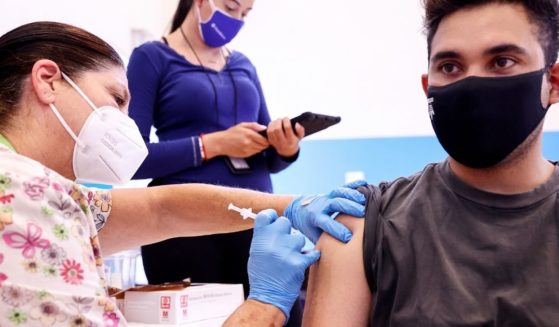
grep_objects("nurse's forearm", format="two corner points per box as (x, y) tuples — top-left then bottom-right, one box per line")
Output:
(100, 184), (294, 255)
(151, 183), (294, 235)
(223, 300), (286, 327)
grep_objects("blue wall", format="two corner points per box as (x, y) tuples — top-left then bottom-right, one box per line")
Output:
(272, 131), (559, 194)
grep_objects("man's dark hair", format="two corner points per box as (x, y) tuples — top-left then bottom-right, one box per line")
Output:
(423, 0), (559, 66)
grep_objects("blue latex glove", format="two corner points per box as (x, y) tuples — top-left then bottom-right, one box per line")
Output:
(284, 180), (368, 243)
(248, 209), (321, 321)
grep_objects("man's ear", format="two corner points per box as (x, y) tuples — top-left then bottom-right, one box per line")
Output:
(548, 63), (559, 106)
(421, 74), (429, 96)
(30, 59), (62, 105)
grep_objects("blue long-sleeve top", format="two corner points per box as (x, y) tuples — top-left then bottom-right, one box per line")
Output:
(127, 41), (295, 192)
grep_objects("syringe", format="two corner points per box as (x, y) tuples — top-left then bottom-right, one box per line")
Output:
(228, 203), (315, 253)
(228, 203), (257, 220)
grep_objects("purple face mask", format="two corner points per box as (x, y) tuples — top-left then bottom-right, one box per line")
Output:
(197, 0), (245, 47)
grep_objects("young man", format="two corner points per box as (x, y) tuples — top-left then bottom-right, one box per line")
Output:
(302, 1), (559, 326)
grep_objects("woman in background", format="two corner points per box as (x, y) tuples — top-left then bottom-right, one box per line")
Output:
(127, 0), (305, 324)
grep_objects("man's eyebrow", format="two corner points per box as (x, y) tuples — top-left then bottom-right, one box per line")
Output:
(430, 50), (463, 63)
(430, 44), (528, 63)
(484, 44), (528, 56)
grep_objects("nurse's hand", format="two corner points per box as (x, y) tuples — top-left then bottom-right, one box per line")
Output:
(248, 209), (320, 321)
(203, 122), (269, 159)
(284, 180), (368, 243)
(267, 118), (304, 157)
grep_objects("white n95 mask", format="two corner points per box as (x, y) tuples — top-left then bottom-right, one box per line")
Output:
(48, 72), (148, 185)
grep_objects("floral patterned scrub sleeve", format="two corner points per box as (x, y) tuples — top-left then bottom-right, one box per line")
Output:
(0, 145), (126, 326)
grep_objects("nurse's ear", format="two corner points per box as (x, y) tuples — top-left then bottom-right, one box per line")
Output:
(30, 59), (62, 105)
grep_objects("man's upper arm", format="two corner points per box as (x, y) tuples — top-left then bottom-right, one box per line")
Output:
(303, 215), (371, 326)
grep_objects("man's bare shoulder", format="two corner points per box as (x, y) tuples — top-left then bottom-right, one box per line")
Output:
(302, 215), (371, 327)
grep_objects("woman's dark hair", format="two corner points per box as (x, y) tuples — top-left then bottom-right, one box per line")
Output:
(0, 21), (123, 129)
(423, 0), (559, 67)
(171, 0), (194, 32)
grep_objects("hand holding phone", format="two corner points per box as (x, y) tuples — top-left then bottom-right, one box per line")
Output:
(259, 112), (341, 138)
(266, 117), (304, 157)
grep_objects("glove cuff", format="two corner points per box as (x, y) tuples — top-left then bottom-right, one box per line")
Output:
(248, 292), (295, 323)
(283, 194), (302, 219)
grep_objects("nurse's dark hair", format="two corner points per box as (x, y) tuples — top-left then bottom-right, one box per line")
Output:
(423, 0), (559, 67)
(0, 21), (123, 128)
(171, 0), (194, 32)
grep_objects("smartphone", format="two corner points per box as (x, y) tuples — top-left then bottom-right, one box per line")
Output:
(259, 112), (341, 138)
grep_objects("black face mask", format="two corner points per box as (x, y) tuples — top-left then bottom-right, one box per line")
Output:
(427, 69), (550, 168)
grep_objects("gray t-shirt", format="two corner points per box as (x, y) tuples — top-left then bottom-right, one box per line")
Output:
(362, 160), (559, 326)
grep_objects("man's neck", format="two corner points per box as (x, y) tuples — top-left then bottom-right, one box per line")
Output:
(449, 151), (555, 195)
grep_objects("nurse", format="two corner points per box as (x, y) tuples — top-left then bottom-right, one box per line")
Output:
(0, 22), (364, 326)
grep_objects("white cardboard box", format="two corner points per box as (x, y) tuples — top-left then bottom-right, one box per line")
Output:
(124, 284), (244, 325)
(128, 317), (226, 327)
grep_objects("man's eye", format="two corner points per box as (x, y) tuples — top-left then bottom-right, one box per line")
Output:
(494, 57), (515, 69)
(440, 63), (459, 74)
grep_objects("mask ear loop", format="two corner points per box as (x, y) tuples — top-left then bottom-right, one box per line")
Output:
(50, 72), (101, 149)
(49, 103), (86, 149)
(194, 1), (207, 40)
(61, 72), (101, 115)
(196, 1), (208, 24)
(197, 0), (221, 24)
(207, 0), (217, 11)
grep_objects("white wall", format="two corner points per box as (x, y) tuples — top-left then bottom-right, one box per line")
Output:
(2, 0), (558, 140)
(232, 1), (433, 139)
(0, 0), (176, 62)
(231, 0), (559, 138)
